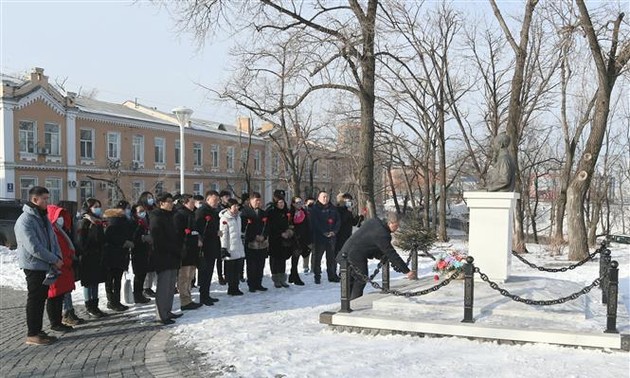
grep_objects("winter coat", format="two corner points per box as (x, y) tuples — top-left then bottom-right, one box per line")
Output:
(131, 216), (151, 274)
(268, 205), (294, 260)
(16, 203), (62, 272)
(240, 205), (269, 250)
(149, 208), (181, 272)
(46, 205), (76, 298)
(336, 218), (410, 274)
(310, 201), (340, 245)
(335, 205), (361, 252)
(103, 209), (133, 271)
(290, 207), (312, 246)
(219, 209), (245, 260)
(195, 204), (221, 260)
(174, 207), (200, 267)
(76, 212), (107, 286)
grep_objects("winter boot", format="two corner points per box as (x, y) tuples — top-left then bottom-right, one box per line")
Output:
(93, 299), (108, 317)
(134, 292), (151, 304)
(62, 309), (85, 326)
(280, 273), (290, 288)
(292, 272), (305, 286)
(85, 299), (103, 318)
(272, 274), (282, 288)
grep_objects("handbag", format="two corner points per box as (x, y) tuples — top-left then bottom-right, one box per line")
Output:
(123, 272), (134, 305)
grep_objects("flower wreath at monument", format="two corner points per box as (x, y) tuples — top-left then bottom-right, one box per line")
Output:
(433, 249), (467, 281)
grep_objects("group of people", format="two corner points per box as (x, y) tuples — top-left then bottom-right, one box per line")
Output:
(16, 184), (413, 346)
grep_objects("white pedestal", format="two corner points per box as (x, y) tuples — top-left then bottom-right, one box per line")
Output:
(464, 191), (519, 282)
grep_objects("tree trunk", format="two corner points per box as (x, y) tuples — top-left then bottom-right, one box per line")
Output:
(387, 166), (401, 214)
(553, 160), (572, 242)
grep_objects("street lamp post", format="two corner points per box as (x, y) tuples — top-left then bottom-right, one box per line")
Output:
(172, 107), (193, 195)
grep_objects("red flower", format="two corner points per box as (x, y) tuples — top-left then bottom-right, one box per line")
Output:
(184, 228), (191, 235)
(205, 215), (212, 222)
(262, 217), (268, 223)
(434, 275), (440, 281)
(362, 207), (368, 215)
(287, 213), (292, 220)
(247, 219), (253, 224)
(222, 221), (228, 225)
(327, 218), (334, 225)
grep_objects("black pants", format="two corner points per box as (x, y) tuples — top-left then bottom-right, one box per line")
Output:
(224, 258), (244, 293)
(198, 254), (216, 300)
(245, 247), (267, 289)
(290, 253), (300, 275)
(46, 294), (64, 327)
(269, 255), (287, 274)
(24, 269), (49, 337)
(132, 252), (148, 295)
(216, 257), (224, 279)
(349, 259), (368, 300)
(105, 268), (124, 304)
(311, 238), (338, 280)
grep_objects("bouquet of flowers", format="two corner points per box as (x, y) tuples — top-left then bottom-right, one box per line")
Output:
(433, 249), (467, 281)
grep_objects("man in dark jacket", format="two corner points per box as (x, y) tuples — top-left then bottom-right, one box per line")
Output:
(16, 186), (63, 345)
(240, 192), (269, 292)
(174, 194), (202, 310)
(149, 192), (182, 325)
(337, 213), (415, 300)
(310, 191), (340, 284)
(335, 193), (363, 255)
(195, 190), (221, 306)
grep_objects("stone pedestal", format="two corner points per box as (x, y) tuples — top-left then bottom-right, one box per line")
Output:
(463, 191), (520, 282)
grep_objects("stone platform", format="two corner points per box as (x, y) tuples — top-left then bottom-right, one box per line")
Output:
(320, 274), (630, 351)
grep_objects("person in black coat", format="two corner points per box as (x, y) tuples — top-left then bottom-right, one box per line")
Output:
(335, 193), (364, 255)
(310, 191), (340, 284)
(336, 213), (415, 300)
(130, 203), (151, 304)
(174, 194), (203, 310)
(268, 198), (293, 288)
(103, 201), (134, 312)
(138, 191), (157, 298)
(240, 192), (269, 292)
(288, 196), (310, 285)
(149, 193), (181, 325)
(75, 198), (108, 318)
(194, 190), (221, 306)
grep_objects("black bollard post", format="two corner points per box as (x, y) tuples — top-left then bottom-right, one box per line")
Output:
(339, 252), (352, 313)
(600, 248), (611, 304)
(411, 247), (419, 280)
(382, 260), (390, 292)
(605, 261), (619, 334)
(462, 256), (475, 323)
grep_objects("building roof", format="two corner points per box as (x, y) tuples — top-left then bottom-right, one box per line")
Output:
(75, 97), (176, 126)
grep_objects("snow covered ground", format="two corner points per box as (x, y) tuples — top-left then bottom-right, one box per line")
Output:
(1, 238), (629, 377)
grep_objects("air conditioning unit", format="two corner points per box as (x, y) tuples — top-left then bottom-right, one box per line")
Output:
(37, 147), (50, 155)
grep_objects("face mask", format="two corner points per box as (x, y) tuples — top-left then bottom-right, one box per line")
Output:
(195, 202), (202, 209)
(125, 209), (132, 218)
(56, 217), (64, 228)
(147, 198), (155, 206)
(345, 201), (353, 208)
(138, 212), (146, 219)
(92, 207), (102, 217)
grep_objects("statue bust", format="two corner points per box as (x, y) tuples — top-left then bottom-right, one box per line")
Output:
(486, 132), (516, 192)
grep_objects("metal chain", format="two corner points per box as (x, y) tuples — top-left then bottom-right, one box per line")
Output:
(511, 249), (601, 273)
(347, 263), (461, 298)
(474, 267), (606, 306)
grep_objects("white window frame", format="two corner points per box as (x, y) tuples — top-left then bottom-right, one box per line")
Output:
(226, 146), (235, 171)
(79, 180), (94, 204)
(107, 132), (121, 160)
(175, 140), (181, 165)
(193, 182), (203, 196)
(211, 145), (219, 169)
(20, 177), (38, 201)
(45, 177), (63, 204)
(154, 137), (166, 166)
(132, 135), (145, 164)
(80, 128), (95, 160)
(44, 123), (61, 156)
(132, 181), (144, 202)
(211, 182), (220, 191)
(19, 120), (36, 154)
(254, 150), (261, 173)
(272, 152), (280, 174)
(193, 142), (203, 167)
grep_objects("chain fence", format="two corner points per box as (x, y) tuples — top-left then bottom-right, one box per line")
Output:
(511, 248), (603, 273)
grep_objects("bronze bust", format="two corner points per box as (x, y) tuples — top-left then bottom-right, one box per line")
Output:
(486, 132), (516, 192)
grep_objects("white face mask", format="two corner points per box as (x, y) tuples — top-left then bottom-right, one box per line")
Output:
(195, 202), (202, 209)
(138, 212), (146, 219)
(56, 217), (64, 228)
(147, 198), (155, 206)
(91, 207), (102, 217)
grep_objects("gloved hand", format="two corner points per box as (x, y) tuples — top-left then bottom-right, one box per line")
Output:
(221, 248), (231, 259)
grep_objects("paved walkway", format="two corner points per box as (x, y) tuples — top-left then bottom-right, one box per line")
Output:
(0, 286), (211, 377)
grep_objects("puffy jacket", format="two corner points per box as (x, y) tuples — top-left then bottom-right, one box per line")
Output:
(219, 209), (245, 260)
(195, 204), (221, 259)
(310, 201), (340, 245)
(103, 208), (133, 270)
(76, 211), (107, 286)
(16, 203), (62, 271)
(46, 205), (75, 298)
(149, 208), (181, 272)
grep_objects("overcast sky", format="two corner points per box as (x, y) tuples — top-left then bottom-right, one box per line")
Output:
(1, 1), (530, 126)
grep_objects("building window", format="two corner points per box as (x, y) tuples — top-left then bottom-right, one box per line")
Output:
(193, 182), (202, 195)
(155, 181), (164, 195)
(193, 142), (202, 167)
(107, 132), (121, 160)
(210, 182), (219, 191)
(132, 181), (144, 202)
(313, 160), (319, 177)
(254, 150), (261, 172)
(80, 129), (94, 159)
(253, 182), (262, 194)
(132, 135), (144, 163)
(44, 123), (60, 156)
(226, 147), (235, 170)
(19, 121), (36, 153)
(175, 140), (180, 165)
(79, 181), (94, 204)
(20, 177), (37, 200)
(154, 138), (165, 164)
(240, 149), (248, 165)
(211, 145), (219, 168)
(45, 178), (62, 204)
(272, 152), (280, 174)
